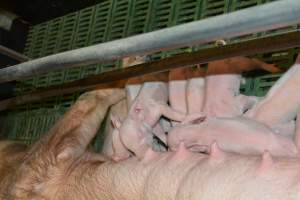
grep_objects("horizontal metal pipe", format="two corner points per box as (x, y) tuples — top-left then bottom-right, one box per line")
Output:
(0, 45), (30, 62)
(0, 0), (300, 83)
(1, 31), (300, 111)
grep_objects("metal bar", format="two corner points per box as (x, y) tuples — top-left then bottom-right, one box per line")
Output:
(0, 0), (300, 83)
(0, 45), (30, 62)
(1, 31), (300, 111)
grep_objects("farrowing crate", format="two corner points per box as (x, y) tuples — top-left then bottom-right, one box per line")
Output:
(3, 0), (299, 149)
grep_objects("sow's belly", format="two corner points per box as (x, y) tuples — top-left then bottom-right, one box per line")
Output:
(110, 150), (300, 200)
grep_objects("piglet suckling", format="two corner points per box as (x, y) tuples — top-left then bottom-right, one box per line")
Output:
(3, 86), (300, 199)
(167, 116), (298, 157)
(101, 56), (148, 161)
(123, 56), (170, 150)
(117, 73), (200, 159)
(246, 55), (300, 128)
(203, 57), (280, 118)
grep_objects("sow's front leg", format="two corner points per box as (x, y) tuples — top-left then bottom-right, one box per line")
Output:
(246, 55), (300, 126)
(7, 88), (125, 199)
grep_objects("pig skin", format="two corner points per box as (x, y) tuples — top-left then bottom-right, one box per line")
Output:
(2, 140), (300, 199)
(124, 56), (170, 145)
(246, 57), (300, 128)
(0, 142), (27, 197)
(272, 120), (296, 138)
(118, 71), (203, 159)
(186, 66), (206, 114)
(102, 99), (128, 159)
(204, 57), (279, 118)
(167, 117), (298, 157)
(2, 89), (300, 199)
(118, 80), (183, 159)
(169, 67), (188, 125)
(0, 88), (124, 199)
(169, 67), (206, 125)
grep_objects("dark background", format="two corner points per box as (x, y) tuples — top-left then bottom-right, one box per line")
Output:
(0, 1), (106, 100)
(0, 0), (105, 25)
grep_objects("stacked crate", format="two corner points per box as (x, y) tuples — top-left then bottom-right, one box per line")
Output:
(4, 0), (299, 146)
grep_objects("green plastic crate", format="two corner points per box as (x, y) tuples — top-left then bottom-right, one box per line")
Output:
(146, 0), (176, 60)
(201, 0), (231, 18)
(262, 0), (299, 37)
(258, 49), (296, 70)
(253, 74), (282, 97)
(56, 13), (79, 53)
(72, 6), (96, 49)
(85, 1), (114, 76)
(63, 6), (96, 83)
(23, 27), (35, 57)
(164, 0), (202, 57)
(89, 1), (113, 45)
(27, 22), (50, 59)
(41, 18), (64, 57)
(240, 77), (254, 95)
(146, 0), (175, 32)
(127, 0), (152, 36)
(5, 108), (63, 145)
(106, 0), (133, 41)
(228, 0), (263, 43)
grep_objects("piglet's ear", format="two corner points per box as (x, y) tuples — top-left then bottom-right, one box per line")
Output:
(111, 114), (122, 129)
